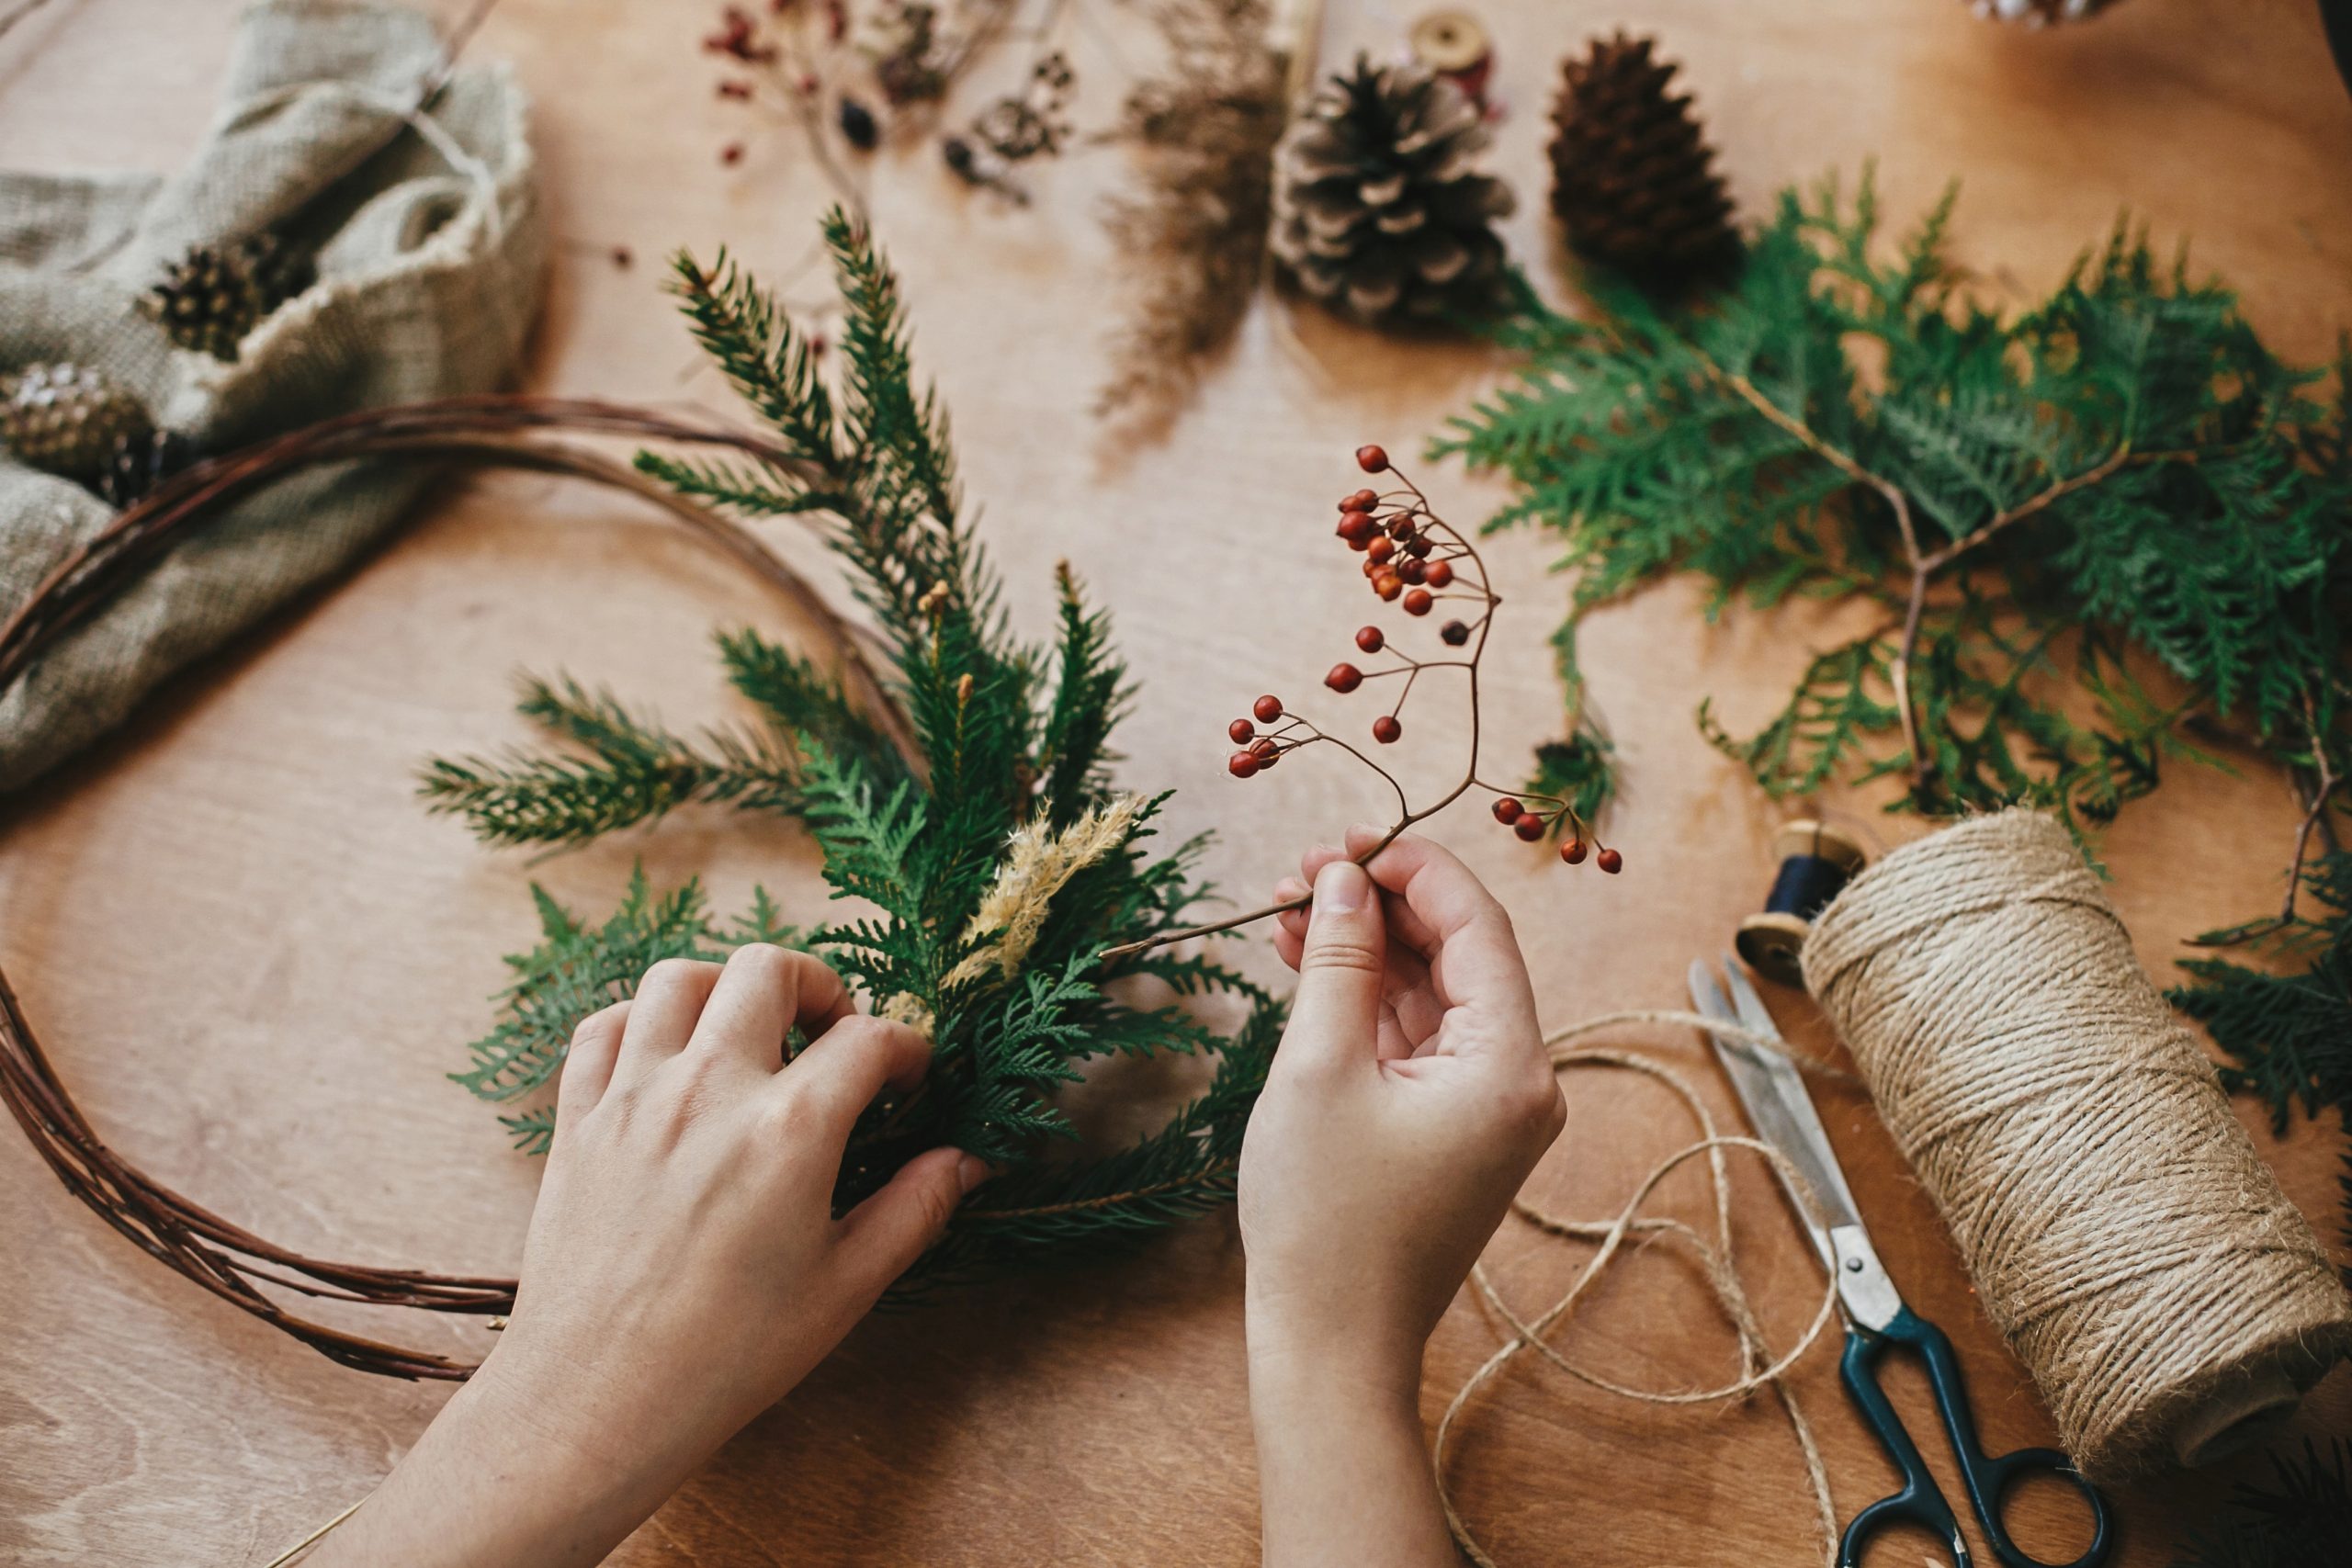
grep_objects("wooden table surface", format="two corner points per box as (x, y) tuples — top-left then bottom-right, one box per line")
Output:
(4, 1), (2349, 1562)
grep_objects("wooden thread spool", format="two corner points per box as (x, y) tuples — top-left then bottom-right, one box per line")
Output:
(1735, 819), (1869, 987)
(1410, 9), (1493, 105)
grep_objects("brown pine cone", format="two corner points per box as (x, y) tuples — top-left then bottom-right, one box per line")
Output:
(140, 231), (314, 362)
(0, 363), (154, 484)
(1271, 55), (1515, 323)
(1548, 34), (1737, 288)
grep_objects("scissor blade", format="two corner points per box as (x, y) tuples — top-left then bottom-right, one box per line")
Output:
(1687, 959), (1868, 1260)
(1714, 957), (1871, 1236)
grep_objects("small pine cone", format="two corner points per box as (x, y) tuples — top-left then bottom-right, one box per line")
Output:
(0, 363), (154, 483)
(98, 426), (191, 508)
(1548, 34), (1738, 288)
(1270, 56), (1515, 323)
(140, 231), (314, 362)
(1966, 0), (2124, 23)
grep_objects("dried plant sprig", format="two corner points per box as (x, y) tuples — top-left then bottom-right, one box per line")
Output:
(1104, 446), (1618, 960)
(944, 790), (1148, 985)
(1094, 0), (1286, 420)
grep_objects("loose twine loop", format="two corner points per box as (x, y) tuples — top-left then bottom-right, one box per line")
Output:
(1801, 809), (2352, 1479)
(1433, 1010), (1859, 1568)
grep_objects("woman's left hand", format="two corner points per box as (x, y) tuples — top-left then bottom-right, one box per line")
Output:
(309, 944), (984, 1568)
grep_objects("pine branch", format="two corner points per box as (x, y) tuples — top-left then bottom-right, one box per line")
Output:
(419, 676), (801, 845)
(1036, 562), (1133, 826)
(2170, 1438), (2352, 1568)
(2172, 848), (2352, 1132)
(1444, 166), (2352, 922)
(434, 219), (1279, 1301)
(451, 870), (797, 1112)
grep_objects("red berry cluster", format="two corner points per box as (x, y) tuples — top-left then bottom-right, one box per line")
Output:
(1216, 446), (1621, 878)
(1489, 795), (1621, 874)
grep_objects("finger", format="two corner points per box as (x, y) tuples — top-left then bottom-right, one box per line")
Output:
(1285, 858), (1387, 1071)
(557, 1000), (629, 1128)
(1294, 840), (1446, 959)
(1272, 876), (1310, 946)
(687, 944), (853, 1074)
(614, 958), (725, 1083)
(835, 1145), (989, 1290)
(1342, 828), (1540, 1052)
(1280, 870), (1439, 1041)
(775, 1013), (935, 1143)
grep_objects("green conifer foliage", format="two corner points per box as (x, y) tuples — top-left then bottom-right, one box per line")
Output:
(1442, 169), (2351, 860)
(2169, 1438), (2352, 1568)
(423, 214), (1280, 1295)
(1442, 167), (2352, 1261)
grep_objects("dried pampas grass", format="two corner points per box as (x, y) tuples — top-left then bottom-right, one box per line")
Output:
(1095, 0), (1289, 421)
(945, 793), (1148, 987)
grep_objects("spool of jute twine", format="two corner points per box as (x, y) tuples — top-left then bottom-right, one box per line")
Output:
(1801, 809), (2352, 1477)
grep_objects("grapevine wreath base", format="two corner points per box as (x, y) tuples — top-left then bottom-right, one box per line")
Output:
(0, 395), (926, 1378)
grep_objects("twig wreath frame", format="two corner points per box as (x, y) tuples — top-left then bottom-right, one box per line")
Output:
(0, 394), (914, 1378)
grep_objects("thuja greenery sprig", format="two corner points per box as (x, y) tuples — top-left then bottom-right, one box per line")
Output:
(423, 210), (1282, 1295)
(2170, 1438), (2352, 1568)
(1443, 165), (2352, 1255)
(2169, 844), (2352, 1269)
(1441, 167), (2352, 942)
(1108, 446), (1617, 963)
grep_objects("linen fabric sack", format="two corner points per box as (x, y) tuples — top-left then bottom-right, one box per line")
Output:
(0, 0), (546, 790)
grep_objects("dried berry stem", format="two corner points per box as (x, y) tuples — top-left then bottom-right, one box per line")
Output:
(1104, 453), (1610, 961)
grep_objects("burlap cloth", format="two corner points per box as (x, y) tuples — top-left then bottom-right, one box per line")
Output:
(0, 0), (545, 790)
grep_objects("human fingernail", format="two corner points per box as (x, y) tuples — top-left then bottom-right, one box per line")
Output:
(956, 1154), (990, 1192)
(1314, 859), (1368, 915)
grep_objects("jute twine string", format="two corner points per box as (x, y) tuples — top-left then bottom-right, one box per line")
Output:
(1802, 809), (2352, 1478)
(1435, 1010), (1860, 1568)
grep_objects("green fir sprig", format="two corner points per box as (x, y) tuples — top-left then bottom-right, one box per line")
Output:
(2171, 844), (2352, 1286)
(1441, 167), (2352, 1255)
(424, 212), (1281, 1294)
(2169, 1438), (2352, 1568)
(1441, 168), (2352, 912)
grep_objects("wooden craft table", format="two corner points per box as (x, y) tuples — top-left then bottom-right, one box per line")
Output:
(4, 1), (2348, 1562)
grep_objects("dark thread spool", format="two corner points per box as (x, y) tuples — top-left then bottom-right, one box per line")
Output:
(1736, 819), (1868, 987)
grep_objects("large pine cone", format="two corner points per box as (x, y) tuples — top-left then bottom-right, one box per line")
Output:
(140, 231), (314, 362)
(1548, 34), (1737, 288)
(0, 363), (153, 484)
(1270, 55), (1514, 322)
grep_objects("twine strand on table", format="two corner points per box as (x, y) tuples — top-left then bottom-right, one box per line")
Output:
(1801, 809), (2352, 1477)
(1434, 1011), (1853, 1568)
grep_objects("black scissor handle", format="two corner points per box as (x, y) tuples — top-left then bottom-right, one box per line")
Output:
(1839, 1310), (2112, 1568)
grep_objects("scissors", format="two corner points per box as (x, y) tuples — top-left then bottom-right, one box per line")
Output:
(1688, 955), (2113, 1568)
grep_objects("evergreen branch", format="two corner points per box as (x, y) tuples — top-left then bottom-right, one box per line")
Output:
(1451, 166), (2352, 916)
(418, 676), (801, 845)
(2170, 1438), (2352, 1568)
(437, 220), (1277, 1302)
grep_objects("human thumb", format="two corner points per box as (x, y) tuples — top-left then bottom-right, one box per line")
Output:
(1287, 858), (1385, 1069)
(840, 1145), (989, 1287)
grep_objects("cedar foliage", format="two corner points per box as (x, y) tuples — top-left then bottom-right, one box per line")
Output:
(1442, 168), (2350, 849)
(424, 213), (1280, 1293)
(2170, 1438), (2352, 1568)
(1441, 167), (2352, 1259)
(2170, 845), (2352, 1296)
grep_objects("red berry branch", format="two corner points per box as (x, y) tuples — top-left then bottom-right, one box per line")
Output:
(1103, 446), (1618, 962)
